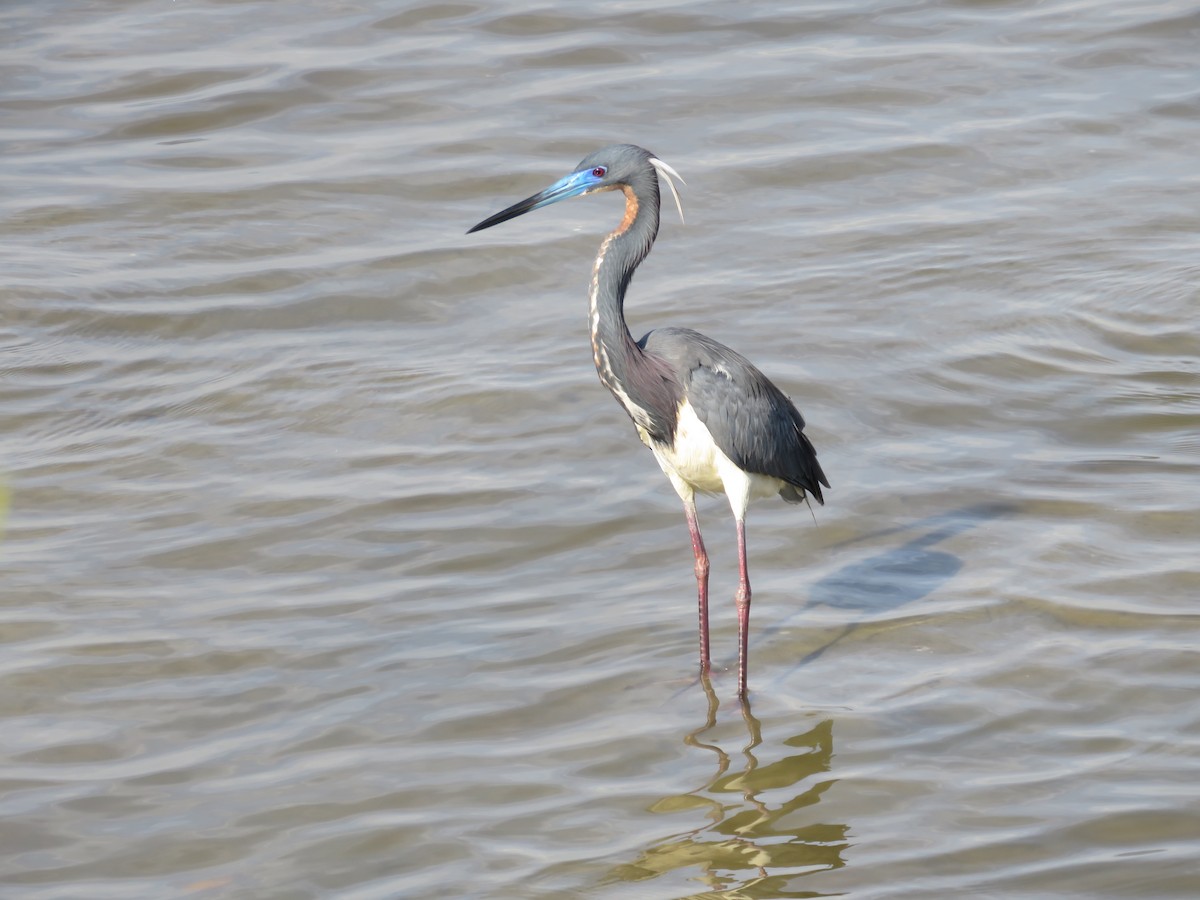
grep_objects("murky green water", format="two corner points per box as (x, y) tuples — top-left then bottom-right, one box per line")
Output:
(3, 1), (1198, 897)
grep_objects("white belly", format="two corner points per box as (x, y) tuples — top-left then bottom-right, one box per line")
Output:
(647, 400), (783, 519)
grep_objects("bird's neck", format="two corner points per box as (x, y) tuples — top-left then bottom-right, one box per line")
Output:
(587, 182), (677, 442)
(587, 185), (659, 375)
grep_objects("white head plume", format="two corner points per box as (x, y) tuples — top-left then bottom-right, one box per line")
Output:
(648, 157), (686, 224)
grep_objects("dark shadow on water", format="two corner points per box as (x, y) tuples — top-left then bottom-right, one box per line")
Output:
(762, 501), (1017, 675)
(603, 679), (848, 898)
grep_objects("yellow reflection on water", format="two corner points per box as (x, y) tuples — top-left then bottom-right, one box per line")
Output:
(0, 478), (9, 539)
(607, 677), (848, 898)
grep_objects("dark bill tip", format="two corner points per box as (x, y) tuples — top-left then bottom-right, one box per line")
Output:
(466, 192), (544, 235)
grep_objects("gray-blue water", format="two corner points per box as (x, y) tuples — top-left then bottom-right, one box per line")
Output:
(3, 1), (1198, 897)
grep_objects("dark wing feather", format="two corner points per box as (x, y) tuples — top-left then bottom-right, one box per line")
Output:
(642, 327), (828, 504)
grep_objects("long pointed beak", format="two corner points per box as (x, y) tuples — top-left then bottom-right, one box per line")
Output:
(467, 170), (593, 234)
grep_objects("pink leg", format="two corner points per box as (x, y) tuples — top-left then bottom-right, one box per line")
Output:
(734, 517), (752, 697)
(683, 499), (710, 674)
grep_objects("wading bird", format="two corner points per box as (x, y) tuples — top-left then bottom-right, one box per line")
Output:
(468, 144), (828, 696)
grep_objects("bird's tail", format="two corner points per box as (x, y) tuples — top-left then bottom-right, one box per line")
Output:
(779, 482), (825, 506)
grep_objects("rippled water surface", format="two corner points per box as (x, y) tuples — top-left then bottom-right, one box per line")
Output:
(3, 1), (1199, 897)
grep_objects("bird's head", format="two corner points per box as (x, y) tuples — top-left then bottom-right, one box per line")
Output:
(467, 144), (684, 234)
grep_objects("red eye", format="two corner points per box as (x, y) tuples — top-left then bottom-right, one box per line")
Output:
(592, 166), (606, 177)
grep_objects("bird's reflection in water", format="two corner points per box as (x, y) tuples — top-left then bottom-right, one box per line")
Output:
(607, 678), (847, 898)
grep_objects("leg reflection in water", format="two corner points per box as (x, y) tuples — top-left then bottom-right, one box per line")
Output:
(606, 676), (849, 896)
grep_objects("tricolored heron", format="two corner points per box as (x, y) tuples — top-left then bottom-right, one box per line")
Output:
(468, 144), (828, 696)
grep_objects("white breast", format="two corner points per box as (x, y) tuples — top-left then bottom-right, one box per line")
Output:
(648, 400), (783, 521)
